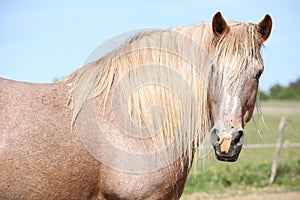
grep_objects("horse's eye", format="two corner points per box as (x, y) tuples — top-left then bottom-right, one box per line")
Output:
(255, 70), (263, 80)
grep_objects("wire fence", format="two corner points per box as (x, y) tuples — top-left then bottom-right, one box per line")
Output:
(244, 141), (300, 149)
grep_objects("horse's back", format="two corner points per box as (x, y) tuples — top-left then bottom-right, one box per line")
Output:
(0, 78), (100, 199)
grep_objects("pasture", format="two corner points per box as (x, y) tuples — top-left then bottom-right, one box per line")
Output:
(182, 100), (300, 197)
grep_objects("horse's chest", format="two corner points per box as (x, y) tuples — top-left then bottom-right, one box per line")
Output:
(98, 162), (189, 199)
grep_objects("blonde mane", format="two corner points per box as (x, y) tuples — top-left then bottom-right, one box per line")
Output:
(62, 20), (263, 167)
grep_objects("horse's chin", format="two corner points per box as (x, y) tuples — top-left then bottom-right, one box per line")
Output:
(212, 144), (243, 162)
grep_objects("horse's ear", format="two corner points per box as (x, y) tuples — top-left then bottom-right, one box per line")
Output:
(257, 14), (272, 42)
(212, 12), (229, 37)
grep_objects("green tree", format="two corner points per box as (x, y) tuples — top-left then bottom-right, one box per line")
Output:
(269, 83), (283, 99)
(258, 90), (269, 100)
(268, 78), (300, 100)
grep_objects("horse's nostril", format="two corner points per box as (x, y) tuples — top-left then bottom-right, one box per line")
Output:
(232, 129), (244, 144)
(210, 127), (220, 146)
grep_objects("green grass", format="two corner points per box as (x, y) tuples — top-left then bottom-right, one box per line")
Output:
(183, 100), (300, 195)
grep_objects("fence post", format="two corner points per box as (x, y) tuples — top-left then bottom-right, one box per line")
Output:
(269, 117), (286, 185)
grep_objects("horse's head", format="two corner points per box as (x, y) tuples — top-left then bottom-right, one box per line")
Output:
(208, 12), (272, 162)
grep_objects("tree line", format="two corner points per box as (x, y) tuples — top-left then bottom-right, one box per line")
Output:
(259, 78), (300, 100)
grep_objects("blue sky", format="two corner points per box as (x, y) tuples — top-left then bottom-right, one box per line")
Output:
(0, 0), (299, 91)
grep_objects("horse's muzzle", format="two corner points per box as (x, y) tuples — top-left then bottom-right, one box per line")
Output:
(210, 127), (245, 162)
